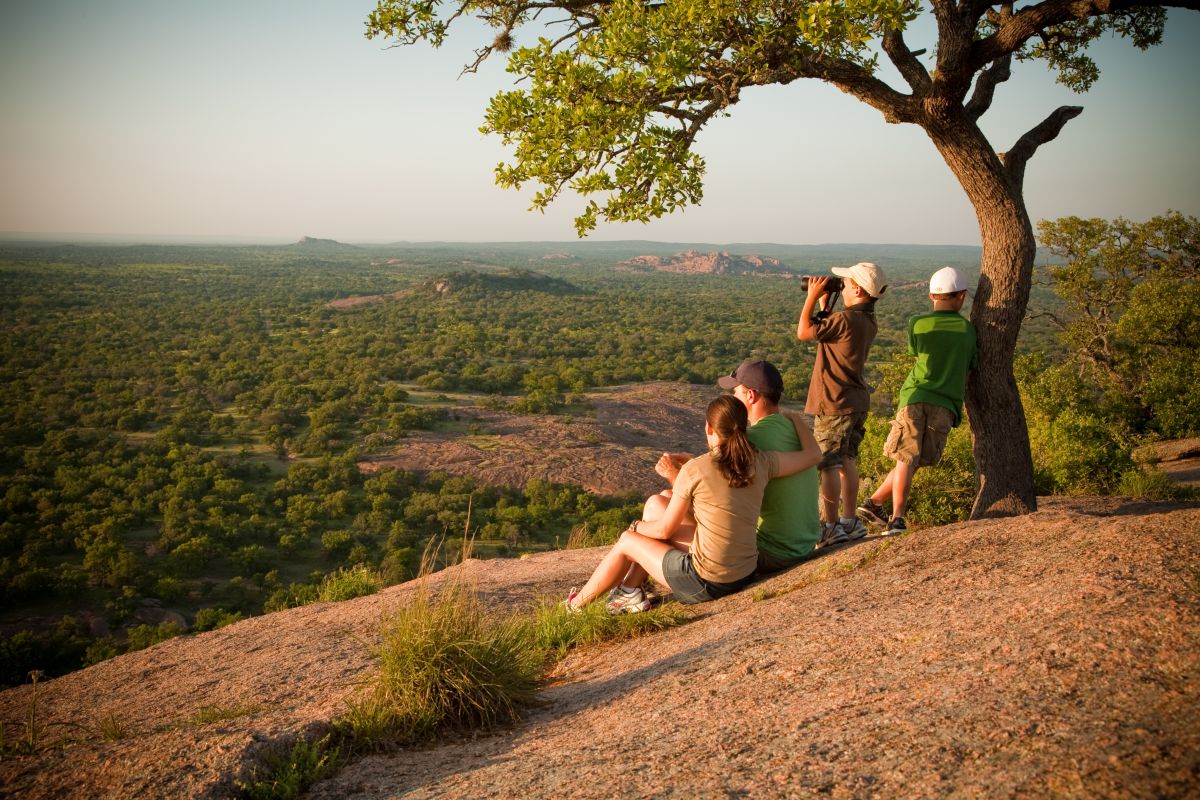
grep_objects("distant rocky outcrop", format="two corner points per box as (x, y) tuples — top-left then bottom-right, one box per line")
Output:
(326, 268), (585, 311)
(617, 250), (795, 276)
(421, 269), (584, 298)
(290, 236), (357, 250)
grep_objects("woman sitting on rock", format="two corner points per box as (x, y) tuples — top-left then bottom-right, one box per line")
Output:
(566, 394), (819, 612)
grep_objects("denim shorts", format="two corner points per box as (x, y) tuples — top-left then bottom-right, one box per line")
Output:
(662, 550), (753, 605)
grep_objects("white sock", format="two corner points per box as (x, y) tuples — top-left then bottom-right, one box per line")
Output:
(618, 584), (639, 594)
(840, 517), (856, 527)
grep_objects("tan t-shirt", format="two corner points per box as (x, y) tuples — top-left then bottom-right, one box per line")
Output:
(804, 304), (878, 415)
(673, 449), (782, 584)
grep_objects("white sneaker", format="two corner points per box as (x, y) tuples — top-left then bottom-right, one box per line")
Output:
(605, 586), (651, 614)
(819, 521), (849, 547)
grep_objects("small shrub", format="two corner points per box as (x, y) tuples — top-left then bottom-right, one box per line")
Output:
(905, 425), (976, 526)
(237, 734), (343, 800)
(83, 637), (120, 667)
(1116, 467), (1193, 501)
(193, 607), (245, 632)
(124, 621), (186, 653)
(343, 579), (542, 747)
(262, 583), (320, 613)
(857, 413), (976, 527)
(316, 565), (383, 603)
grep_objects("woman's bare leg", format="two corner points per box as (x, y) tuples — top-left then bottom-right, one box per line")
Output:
(618, 492), (694, 590)
(571, 531), (674, 608)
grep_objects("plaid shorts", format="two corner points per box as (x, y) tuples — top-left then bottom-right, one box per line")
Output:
(884, 403), (955, 467)
(813, 411), (869, 470)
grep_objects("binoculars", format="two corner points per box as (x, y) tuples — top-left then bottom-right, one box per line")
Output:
(799, 276), (844, 293)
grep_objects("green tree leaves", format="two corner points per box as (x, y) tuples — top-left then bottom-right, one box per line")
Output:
(1036, 210), (1200, 439)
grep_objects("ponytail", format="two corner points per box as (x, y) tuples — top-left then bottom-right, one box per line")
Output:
(706, 395), (757, 488)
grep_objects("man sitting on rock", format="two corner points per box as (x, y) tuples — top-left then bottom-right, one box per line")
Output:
(607, 360), (822, 612)
(718, 359), (823, 572)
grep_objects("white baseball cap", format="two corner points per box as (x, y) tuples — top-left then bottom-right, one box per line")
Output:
(831, 261), (888, 298)
(929, 266), (970, 294)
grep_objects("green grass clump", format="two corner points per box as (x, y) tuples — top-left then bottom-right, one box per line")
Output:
(1117, 467), (1197, 501)
(94, 712), (131, 741)
(236, 734), (344, 800)
(191, 702), (262, 726)
(316, 565), (384, 603)
(343, 580), (543, 746)
(529, 597), (689, 660)
(246, 575), (688, 795)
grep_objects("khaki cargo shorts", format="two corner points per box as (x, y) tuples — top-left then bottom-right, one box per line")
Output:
(813, 411), (869, 470)
(884, 402), (956, 467)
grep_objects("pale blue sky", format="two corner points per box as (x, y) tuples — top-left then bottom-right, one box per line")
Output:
(1, 1), (1197, 245)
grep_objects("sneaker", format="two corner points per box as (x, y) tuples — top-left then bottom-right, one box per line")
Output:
(563, 587), (583, 614)
(857, 499), (888, 526)
(840, 518), (868, 541)
(605, 586), (651, 615)
(819, 521), (849, 548)
(881, 517), (907, 537)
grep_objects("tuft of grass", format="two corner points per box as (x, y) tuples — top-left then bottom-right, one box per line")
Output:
(191, 702), (263, 726)
(529, 597), (689, 661)
(316, 565), (384, 603)
(236, 734), (344, 800)
(342, 579), (543, 747)
(94, 712), (132, 741)
(249, 552), (689, 796)
(0, 671), (45, 756)
(1117, 467), (1195, 501)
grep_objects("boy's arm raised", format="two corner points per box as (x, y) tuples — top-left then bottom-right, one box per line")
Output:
(797, 278), (832, 341)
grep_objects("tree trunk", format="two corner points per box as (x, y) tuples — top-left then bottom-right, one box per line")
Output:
(925, 117), (1038, 518)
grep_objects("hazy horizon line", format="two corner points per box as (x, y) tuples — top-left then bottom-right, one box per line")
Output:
(0, 231), (986, 249)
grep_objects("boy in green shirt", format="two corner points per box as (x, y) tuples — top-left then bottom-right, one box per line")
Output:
(858, 267), (978, 535)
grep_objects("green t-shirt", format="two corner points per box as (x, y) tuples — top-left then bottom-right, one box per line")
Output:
(896, 310), (978, 426)
(746, 413), (821, 560)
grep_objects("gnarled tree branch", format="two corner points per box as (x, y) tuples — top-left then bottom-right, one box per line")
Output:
(882, 27), (932, 94)
(1000, 104), (1083, 186)
(964, 53), (1012, 121)
(972, 0), (1200, 71)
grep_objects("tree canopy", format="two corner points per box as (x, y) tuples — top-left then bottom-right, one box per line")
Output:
(1036, 210), (1200, 438)
(368, 0), (1180, 234)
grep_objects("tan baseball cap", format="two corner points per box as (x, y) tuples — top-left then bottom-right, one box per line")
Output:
(832, 261), (888, 298)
